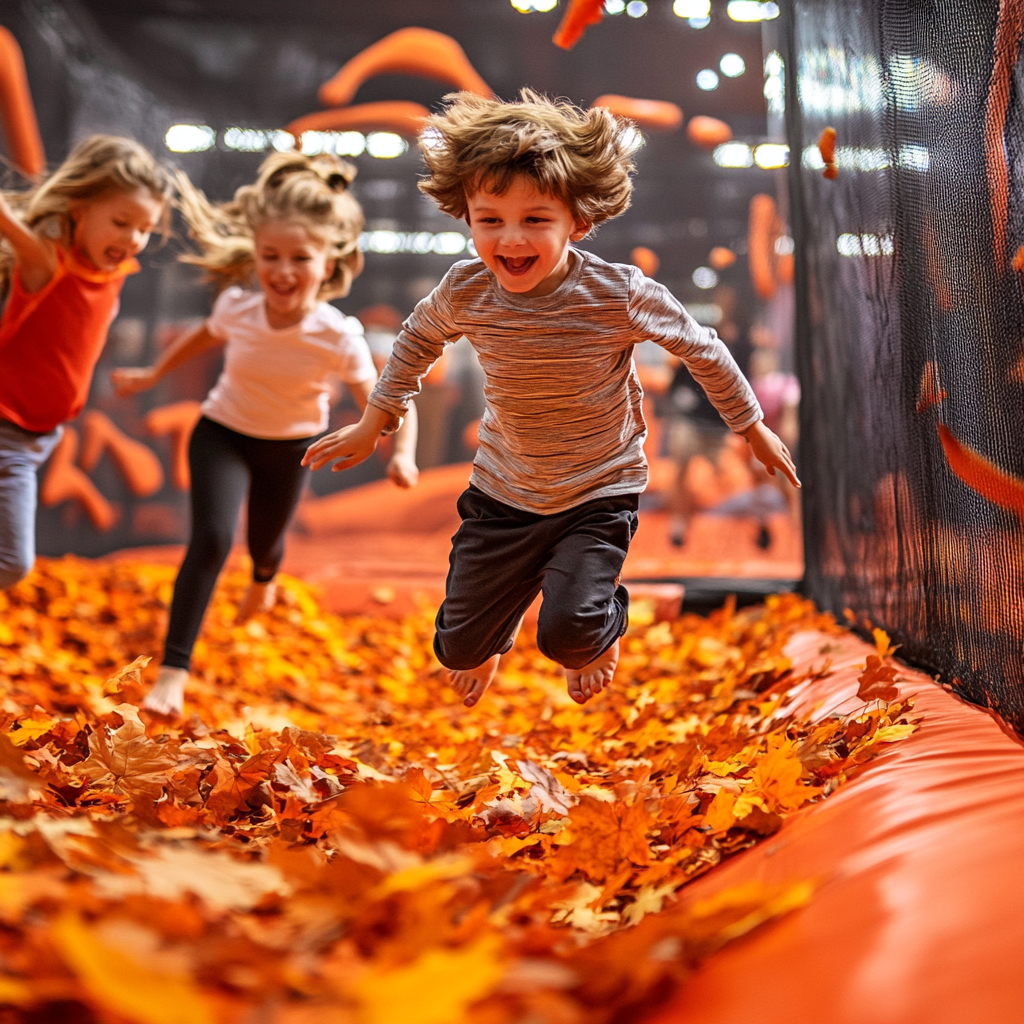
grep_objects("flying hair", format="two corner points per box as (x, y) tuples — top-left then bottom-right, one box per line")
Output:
(0, 134), (174, 295)
(417, 89), (639, 230)
(178, 151), (365, 299)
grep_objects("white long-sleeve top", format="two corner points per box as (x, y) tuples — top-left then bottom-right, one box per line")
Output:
(369, 249), (762, 514)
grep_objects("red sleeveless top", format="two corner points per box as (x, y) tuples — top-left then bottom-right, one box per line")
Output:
(0, 245), (138, 433)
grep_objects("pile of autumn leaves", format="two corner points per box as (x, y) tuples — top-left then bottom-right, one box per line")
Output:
(0, 558), (917, 1024)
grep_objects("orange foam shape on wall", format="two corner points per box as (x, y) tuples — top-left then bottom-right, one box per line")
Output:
(748, 193), (779, 300)
(318, 28), (490, 109)
(916, 361), (946, 413)
(936, 421), (1024, 521)
(286, 101), (431, 141)
(79, 410), (163, 497)
(709, 246), (736, 270)
(687, 115), (732, 149)
(144, 401), (202, 492)
(0, 26), (45, 177)
(553, 0), (606, 49)
(39, 427), (117, 531)
(631, 246), (660, 277)
(591, 95), (683, 131)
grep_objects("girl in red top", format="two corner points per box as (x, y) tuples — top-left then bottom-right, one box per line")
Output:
(0, 135), (173, 588)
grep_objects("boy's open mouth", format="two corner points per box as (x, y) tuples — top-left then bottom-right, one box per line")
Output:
(497, 255), (538, 276)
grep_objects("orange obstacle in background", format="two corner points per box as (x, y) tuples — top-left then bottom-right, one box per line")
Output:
(317, 27), (491, 108)
(592, 95), (682, 131)
(285, 100), (431, 141)
(553, 0), (606, 49)
(0, 25), (44, 177)
(79, 410), (164, 498)
(144, 401), (202, 492)
(39, 428), (117, 531)
(687, 115), (732, 149)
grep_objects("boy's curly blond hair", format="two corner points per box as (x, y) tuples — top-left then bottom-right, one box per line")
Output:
(177, 151), (364, 300)
(418, 89), (639, 230)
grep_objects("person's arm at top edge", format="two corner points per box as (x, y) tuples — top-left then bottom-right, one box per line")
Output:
(0, 195), (56, 294)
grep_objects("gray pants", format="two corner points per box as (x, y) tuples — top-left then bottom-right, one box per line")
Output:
(0, 417), (62, 589)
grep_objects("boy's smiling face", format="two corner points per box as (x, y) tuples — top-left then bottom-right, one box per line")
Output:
(466, 175), (590, 298)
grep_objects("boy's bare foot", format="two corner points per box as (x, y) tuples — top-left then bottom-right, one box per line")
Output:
(142, 666), (188, 717)
(237, 580), (277, 623)
(448, 654), (500, 708)
(565, 639), (619, 704)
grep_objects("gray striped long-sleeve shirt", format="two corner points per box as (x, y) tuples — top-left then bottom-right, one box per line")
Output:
(369, 249), (762, 514)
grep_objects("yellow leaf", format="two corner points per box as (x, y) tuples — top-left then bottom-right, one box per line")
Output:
(52, 914), (215, 1024)
(351, 937), (504, 1024)
(873, 723), (917, 743)
(5, 716), (59, 746)
(370, 854), (474, 898)
(703, 789), (737, 832)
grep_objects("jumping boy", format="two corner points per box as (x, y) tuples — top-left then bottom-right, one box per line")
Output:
(303, 90), (800, 708)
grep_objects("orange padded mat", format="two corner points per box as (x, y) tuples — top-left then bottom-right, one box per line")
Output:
(646, 630), (1024, 1024)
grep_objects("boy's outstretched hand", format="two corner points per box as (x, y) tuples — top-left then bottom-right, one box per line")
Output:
(741, 419), (801, 488)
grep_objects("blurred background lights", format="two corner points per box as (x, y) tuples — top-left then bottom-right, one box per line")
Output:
(365, 132), (407, 159)
(696, 69), (720, 90)
(692, 266), (719, 289)
(672, 0), (711, 15)
(713, 141), (753, 167)
(165, 124), (215, 152)
(837, 232), (894, 257)
(511, 0), (558, 11)
(753, 143), (789, 168)
(727, 1), (779, 20)
(626, 0), (648, 16)
(764, 51), (783, 76)
(775, 235), (795, 256)
(720, 53), (746, 77)
(604, 0), (626, 12)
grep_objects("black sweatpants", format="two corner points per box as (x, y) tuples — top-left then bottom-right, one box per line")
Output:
(434, 485), (639, 672)
(162, 417), (313, 670)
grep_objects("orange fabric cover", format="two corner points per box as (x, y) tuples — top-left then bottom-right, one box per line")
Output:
(0, 247), (137, 433)
(646, 631), (1024, 1024)
(0, 25), (45, 177)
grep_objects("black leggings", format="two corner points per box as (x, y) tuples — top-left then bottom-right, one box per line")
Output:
(162, 417), (313, 670)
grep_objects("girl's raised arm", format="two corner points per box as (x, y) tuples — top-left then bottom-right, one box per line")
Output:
(111, 323), (224, 397)
(0, 194), (55, 293)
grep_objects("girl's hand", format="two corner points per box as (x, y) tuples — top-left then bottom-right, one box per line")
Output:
(741, 419), (801, 488)
(303, 419), (380, 472)
(387, 453), (419, 489)
(111, 366), (160, 397)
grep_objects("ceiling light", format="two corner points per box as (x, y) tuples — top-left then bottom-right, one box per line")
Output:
(753, 143), (789, 168)
(366, 132), (407, 159)
(605, 0), (626, 10)
(692, 266), (719, 289)
(727, 1), (779, 21)
(720, 53), (746, 77)
(165, 124), (215, 153)
(713, 142), (753, 167)
(696, 69), (720, 91)
(626, 0), (647, 15)
(673, 0), (711, 15)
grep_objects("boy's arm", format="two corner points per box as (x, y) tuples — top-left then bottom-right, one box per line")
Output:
(741, 419), (801, 488)
(0, 196), (55, 293)
(111, 324), (223, 397)
(628, 272), (761, 433)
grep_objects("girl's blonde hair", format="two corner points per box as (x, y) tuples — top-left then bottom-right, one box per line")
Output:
(418, 89), (638, 230)
(0, 134), (174, 293)
(178, 151), (364, 300)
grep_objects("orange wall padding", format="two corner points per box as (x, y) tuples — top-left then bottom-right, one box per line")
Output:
(591, 95), (683, 131)
(687, 115), (732, 149)
(0, 25), (45, 177)
(645, 631), (1024, 1024)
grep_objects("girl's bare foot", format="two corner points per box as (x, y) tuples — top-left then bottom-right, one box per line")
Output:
(448, 654), (500, 708)
(237, 580), (277, 622)
(565, 639), (619, 704)
(142, 665), (188, 717)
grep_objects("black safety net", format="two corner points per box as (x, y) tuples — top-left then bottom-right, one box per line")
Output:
(783, 0), (1024, 734)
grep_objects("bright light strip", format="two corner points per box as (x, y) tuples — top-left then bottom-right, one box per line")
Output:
(360, 230), (473, 256)
(696, 69), (720, 91)
(673, 0), (710, 15)
(754, 143), (789, 168)
(165, 124), (215, 152)
(365, 132), (407, 159)
(727, 1), (779, 21)
(802, 144), (930, 173)
(511, 0), (557, 9)
(837, 232), (894, 257)
(605, 0), (626, 11)
(621, 126), (645, 154)
(713, 142), (753, 168)
(626, 0), (648, 16)
(720, 53), (746, 77)
(692, 266), (719, 289)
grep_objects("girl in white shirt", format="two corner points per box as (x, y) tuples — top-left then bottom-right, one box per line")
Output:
(113, 152), (418, 716)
